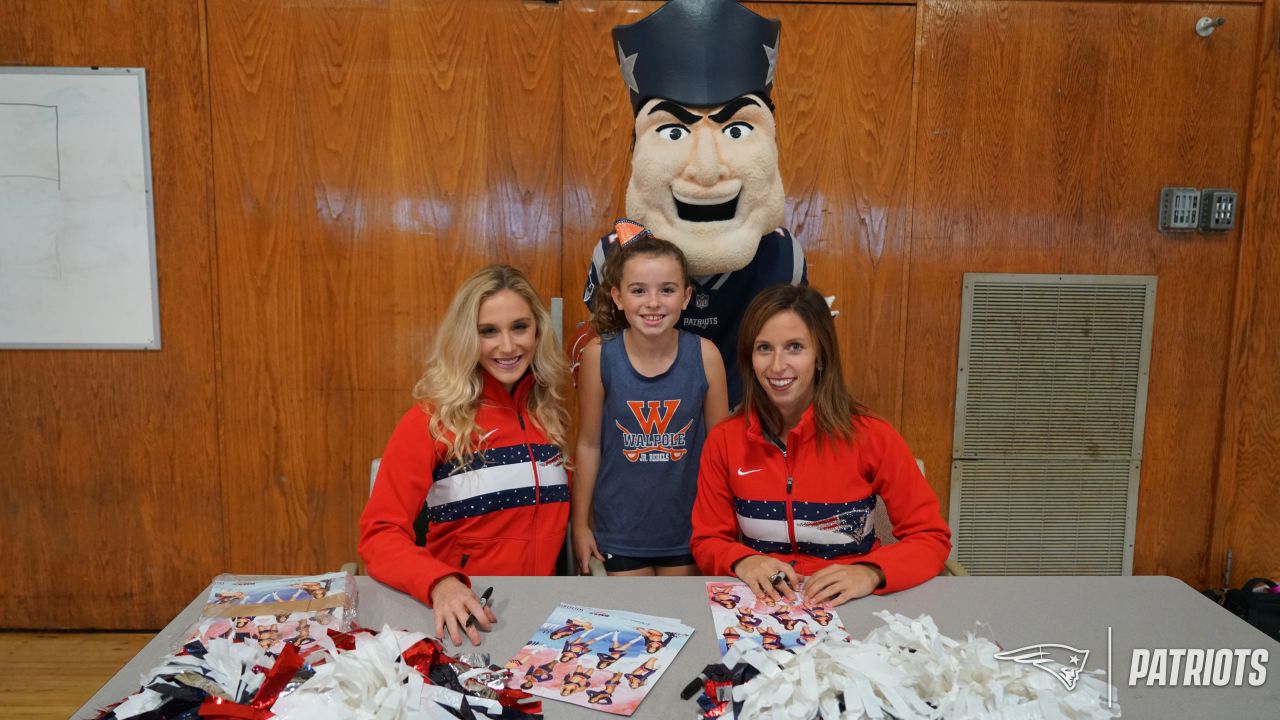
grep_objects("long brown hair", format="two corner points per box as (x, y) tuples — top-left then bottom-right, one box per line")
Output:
(589, 235), (691, 335)
(736, 284), (869, 441)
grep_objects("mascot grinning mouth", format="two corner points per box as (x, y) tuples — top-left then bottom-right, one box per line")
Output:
(673, 193), (739, 222)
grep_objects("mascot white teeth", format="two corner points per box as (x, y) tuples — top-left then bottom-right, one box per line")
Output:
(579, 0), (808, 406)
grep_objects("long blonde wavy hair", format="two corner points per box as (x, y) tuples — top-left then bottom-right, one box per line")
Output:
(413, 265), (571, 470)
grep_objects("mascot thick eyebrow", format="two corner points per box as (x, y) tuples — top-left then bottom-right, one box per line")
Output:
(579, 0), (807, 406)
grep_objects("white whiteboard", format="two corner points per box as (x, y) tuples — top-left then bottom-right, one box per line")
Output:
(0, 67), (159, 349)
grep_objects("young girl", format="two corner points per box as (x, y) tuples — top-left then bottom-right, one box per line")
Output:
(359, 265), (572, 646)
(572, 224), (730, 576)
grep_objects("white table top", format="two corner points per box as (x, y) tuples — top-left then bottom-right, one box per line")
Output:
(77, 575), (1280, 718)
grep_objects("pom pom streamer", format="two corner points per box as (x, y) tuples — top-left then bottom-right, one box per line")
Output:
(99, 624), (540, 720)
(270, 626), (457, 720)
(714, 611), (1121, 720)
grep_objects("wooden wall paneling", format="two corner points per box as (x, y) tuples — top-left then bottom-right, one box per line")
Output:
(908, 1), (1259, 585)
(561, 0), (658, 337)
(757, 2), (917, 422)
(752, 0), (916, 5)
(561, 1), (917, 423)
(0, 0), (221, 628)
(207, 0), (564, 575)
(1209, 0), (1280, 588)
(727, 3), (1269, 12)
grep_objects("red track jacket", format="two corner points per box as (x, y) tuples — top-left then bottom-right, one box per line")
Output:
(691, 407), (951, 594)
(358, 372), (569, 605)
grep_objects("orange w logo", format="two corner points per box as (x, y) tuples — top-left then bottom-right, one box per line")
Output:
(626, 400), (681, 434)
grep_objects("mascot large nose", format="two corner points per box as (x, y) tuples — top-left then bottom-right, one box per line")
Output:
(684, 129), (727, 186)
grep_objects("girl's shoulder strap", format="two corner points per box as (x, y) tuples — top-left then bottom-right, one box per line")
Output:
(676, 330), (708, 373)
(596, 330), (624, 386)
(679, 328), (703, 354)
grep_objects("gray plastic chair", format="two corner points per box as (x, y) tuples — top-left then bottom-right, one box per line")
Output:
(868, 458), (969, 576)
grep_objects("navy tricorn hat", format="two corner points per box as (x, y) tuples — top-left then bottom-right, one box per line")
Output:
(612, 0), (781, 114)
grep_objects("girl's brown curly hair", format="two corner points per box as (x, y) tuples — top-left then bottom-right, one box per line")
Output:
(589, 235), (692, 335)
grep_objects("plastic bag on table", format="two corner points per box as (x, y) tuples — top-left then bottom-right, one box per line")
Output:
(179, 570), (358, 657)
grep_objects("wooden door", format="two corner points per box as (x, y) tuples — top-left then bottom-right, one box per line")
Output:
(0, 0), (221, 629)
(207, 0), (565, 575)
(1210, 0), (1280, 589)
(906, 0), (1260, 585)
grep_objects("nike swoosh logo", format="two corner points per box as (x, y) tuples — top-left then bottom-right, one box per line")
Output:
(737, 468), (762, 476)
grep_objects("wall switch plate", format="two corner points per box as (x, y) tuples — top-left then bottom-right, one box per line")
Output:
(1199, 189), (1238, 231)
(1159, 187), (1201, 232)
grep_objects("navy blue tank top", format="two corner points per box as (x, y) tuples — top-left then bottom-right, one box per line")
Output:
(593, 330), (708, 556)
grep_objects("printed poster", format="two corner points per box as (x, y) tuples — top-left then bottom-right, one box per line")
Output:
(706, 581), (851, 656)
(185, 572), (353, 656)
(504, 602), (694, 715)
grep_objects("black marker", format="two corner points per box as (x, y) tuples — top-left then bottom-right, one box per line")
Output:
(464, 586), (494, 629)
(680, 674), (706, 700)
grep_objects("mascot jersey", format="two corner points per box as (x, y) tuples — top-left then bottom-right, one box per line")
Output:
(584, 227), (806, 406)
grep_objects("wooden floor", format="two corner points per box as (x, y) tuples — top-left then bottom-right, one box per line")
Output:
(0, 633), (153, 720)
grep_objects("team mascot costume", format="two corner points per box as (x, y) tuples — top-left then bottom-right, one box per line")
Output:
(577, 0), (807, 406)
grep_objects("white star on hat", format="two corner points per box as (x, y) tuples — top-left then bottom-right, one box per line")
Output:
(617, 42), (639, 94)
(763, 37), (778, 85)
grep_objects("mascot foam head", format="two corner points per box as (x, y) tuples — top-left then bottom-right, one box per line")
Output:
(613, 0), (785, 275)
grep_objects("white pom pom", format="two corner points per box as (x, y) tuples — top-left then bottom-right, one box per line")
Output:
(110, 687), (166, 719)
(722, 614), (1120, 719)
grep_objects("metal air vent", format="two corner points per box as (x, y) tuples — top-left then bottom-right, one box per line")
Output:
(949, 274), (1155, 575)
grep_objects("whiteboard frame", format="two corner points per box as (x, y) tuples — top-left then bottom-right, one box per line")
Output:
(0, 66), (160, 350)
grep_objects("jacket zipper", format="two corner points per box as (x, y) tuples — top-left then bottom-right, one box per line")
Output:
(517, 408), (542, 505)
(517, 407), (542, 573)
(768, 433), (799, 553)
(783, 443), (798, 553)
